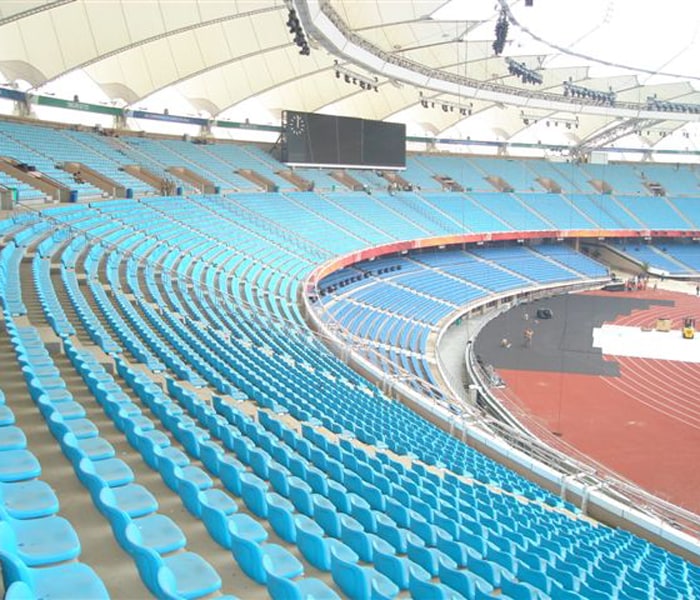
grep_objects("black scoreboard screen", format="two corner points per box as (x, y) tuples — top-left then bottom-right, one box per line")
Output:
(282, 110), (405, 169)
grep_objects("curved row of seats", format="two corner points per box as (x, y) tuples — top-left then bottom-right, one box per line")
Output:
(9, 235), (337, 598)
(318, 244), (608, 396)
(1, 194), (700, 599)
(0, 329), (110, 599)
(5, 119), (700, 201)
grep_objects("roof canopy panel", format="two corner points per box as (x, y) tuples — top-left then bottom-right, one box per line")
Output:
(0, 0), (696, 153)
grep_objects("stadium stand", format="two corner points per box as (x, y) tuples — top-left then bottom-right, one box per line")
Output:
(1, 120), (700, 599)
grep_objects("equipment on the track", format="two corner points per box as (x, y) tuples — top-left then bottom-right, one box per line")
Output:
(682, 317), (695, 339)
(536, 308), (553, 319)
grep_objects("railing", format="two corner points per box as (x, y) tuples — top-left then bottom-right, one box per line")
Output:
(305, 250), (700, 559)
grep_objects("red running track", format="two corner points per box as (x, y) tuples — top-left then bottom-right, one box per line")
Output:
(497, 289), (700, 516)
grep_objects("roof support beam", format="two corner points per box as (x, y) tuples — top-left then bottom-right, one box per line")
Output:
(0, 0), (74, 28)
(574, 118), (663, 158)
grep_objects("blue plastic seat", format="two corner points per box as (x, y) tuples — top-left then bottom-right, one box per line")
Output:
(0, 450), (41, 482)
(375, 512), (407, 553)
(229, 513), (268, 544)
(219, 454), (247, 496)
(312, 493), (341, 537)
(340, 513), (375, 563)
(200, 502), (235, 549)
(288, 476), (314, 516)
(100, 484), (158, 519)
(90, 456), (135, 487)
(501, 576), (541, 600)
(267, 492), (297, 543)
(0, 549), (109, 600)
(160, 458), (212, 493)
(372, 536), (410, 590)
(0, 426), (26, 451)
(199, 441), (225, 475)
(407, 531), (448, 577)
(130, 539), (222, 600)
(240, 471), (270, 518)
(349, 494), (377, 533)
(127, 513), (187, 554)
(468, 555), (502, 588)
(198, 487), (237, 518)
(296, 514), (348, 572)
(267, 571), (341, 600)
(0, 516), (81, 567)
(51, 414), (99, 440)
(72, 434), (116, 460)
(249, 447), (271, 479)
(330, 542), (399, 600)
(409, 563), (462, 599)
(0, 480), (58, 519)
(231, 534), (304, 584)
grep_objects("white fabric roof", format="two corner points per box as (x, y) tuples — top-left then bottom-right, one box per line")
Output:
(0, 0), (698, 151)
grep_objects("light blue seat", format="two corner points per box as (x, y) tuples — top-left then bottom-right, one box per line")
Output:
(127, 513), (187, 555)
(240, 471), (270, 518)
(406, 531), (447, 577)
(199, 441), (225, 475)
(130, 537), (222, 600)
(267, 492), (297, 543)
(249, 447), (271, 479)
(100, 484), (158, 519)
(372, 536), (410, 590)
(501, 576), (541, 600)
(439, 553), (494, 598)
(375, 512), (407, 553)
(231, 532), (304, 584)
(340, 513), (375, 563)
(269, 462), (292, 496)
(160, 458), (212, 493)
(0, 450), (41, 482)
(517, 562), (551, 596)
(0, 426), (26, 451)
(218, 454), (247, 496)
(4, 581), (34, 600)
(436, 528), (475, 568)
(267, 571), (342, 600)
(74, 436), (116, 461)
(468, 555), (502, 588)
(349, 494), (377, 533)
(408, 563), (462, 600)
(229, 513), (268, 544)
(50, 414), (99, 440)
(313, 494), (342, 538)
(330, 542), (399, 600)
(36, 397), (85, 421)
(90, 456), (135, 487)
(0, 549), (109, 600)
(288, 476), (314, 516)
(0, 516), (81, 567)
(196, 488), (247, 548)
(148, 442), (189, 470)
(0, 480), (59, 519)
(295, 514), (350, 572)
